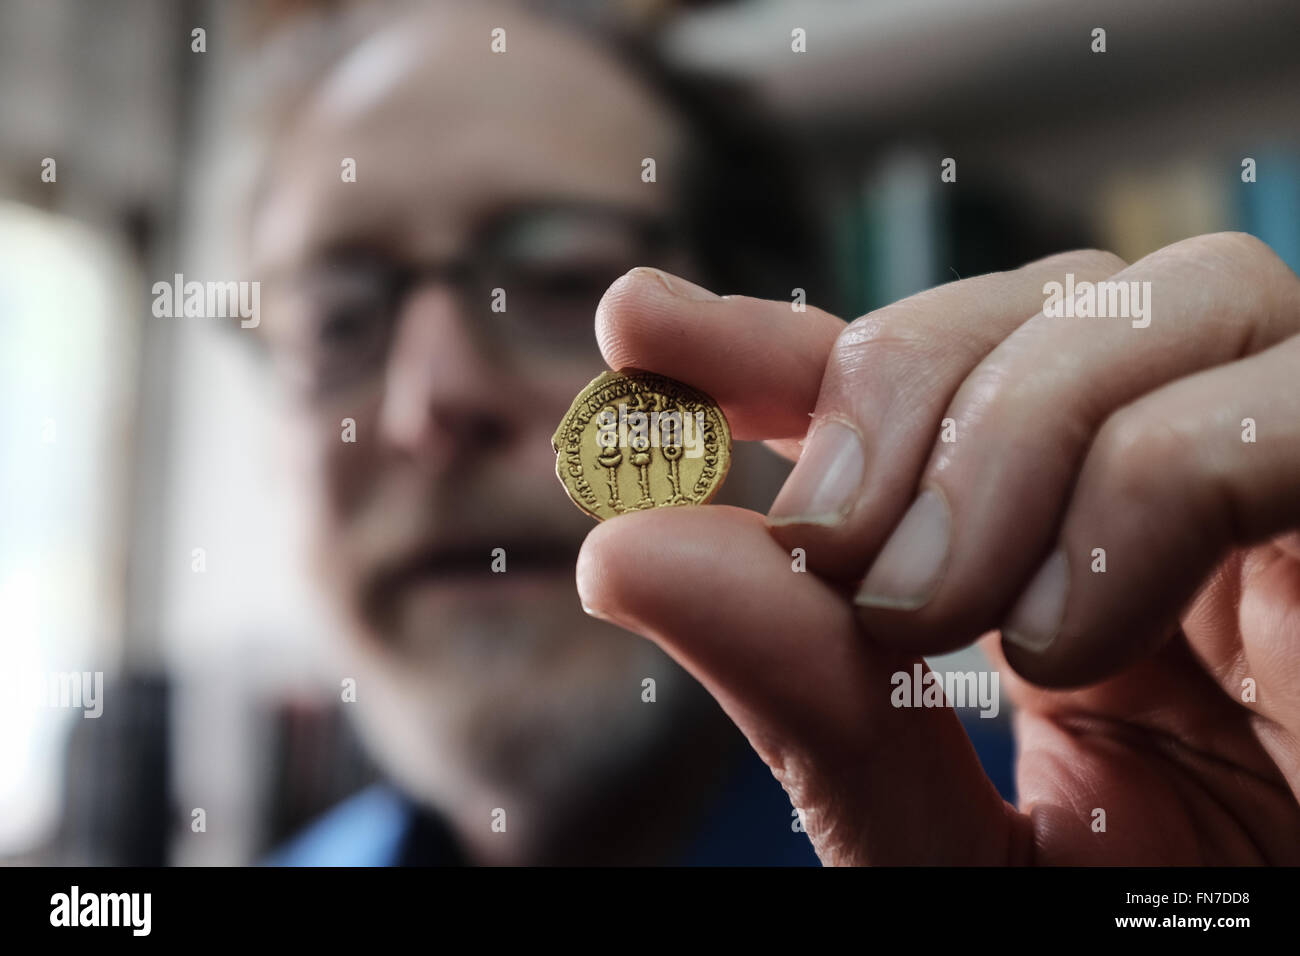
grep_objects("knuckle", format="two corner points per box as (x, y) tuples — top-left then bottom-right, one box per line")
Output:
(1072, 249), (1129, 276)
(832, 307), (942, 378)
(835, 287), (999, 379)
(1036, 248), (1128, 278)
(1158, 231), (1285, 280)
(1145, 232), (1299, 343)
(950, 359), (1094, 470)
(1090, 408), (1196, 506)
(1088, 406), (1240, 561)
(1190, 230), (1274, 260)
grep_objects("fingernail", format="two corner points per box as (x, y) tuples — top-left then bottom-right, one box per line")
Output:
(1002, 550), (1068, 653)
(644, 268), (719, 301)
(854, 488), (950, 610)
(768, 420), (865, 526)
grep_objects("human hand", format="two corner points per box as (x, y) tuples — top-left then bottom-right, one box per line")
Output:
(577, 236), (1300, 864)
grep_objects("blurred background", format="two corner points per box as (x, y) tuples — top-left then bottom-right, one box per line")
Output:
(2, 0), (1298, 865)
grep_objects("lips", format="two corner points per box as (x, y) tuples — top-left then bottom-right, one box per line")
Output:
(399, 538), (576, 580)
(362, 533), (581, 620)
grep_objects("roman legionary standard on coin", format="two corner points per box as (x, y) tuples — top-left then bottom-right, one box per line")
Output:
(552, 369), (732, 521)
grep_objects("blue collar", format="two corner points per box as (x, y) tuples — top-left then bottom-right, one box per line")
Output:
(265, 744), (820, 867)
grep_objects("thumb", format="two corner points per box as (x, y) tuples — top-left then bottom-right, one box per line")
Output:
(576, 504), (1023, 865)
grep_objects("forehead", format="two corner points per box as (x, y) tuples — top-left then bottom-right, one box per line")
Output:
(253, 5), (683, 269)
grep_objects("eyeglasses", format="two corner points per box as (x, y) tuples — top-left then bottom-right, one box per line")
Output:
(263, 203), (680, 399)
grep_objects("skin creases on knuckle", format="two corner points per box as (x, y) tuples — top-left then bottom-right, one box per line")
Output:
(750, 731), (818, 806)
(758, 744), (818, 818)
(831, 307), (953, 381)
(764, 748), (863, 863)
(804, 799), (868, 866)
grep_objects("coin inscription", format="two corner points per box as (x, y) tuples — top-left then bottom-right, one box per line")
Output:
(552, 369), (732, 521)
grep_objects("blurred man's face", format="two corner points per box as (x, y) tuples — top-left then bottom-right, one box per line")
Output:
(250, 5), (711, 814)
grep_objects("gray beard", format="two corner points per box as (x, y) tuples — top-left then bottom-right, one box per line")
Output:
(342, 612), (717, 847)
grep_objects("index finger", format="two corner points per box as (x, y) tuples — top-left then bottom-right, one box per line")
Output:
(595, 267), (844, 442)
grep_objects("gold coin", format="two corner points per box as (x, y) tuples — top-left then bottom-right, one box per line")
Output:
(552, 369), (732, 521)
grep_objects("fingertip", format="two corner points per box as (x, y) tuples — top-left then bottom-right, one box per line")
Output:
(579, 503), (770, 595)
(574, 511), (632, 616)
(593, 268), (645, 369)
(595, 267), (719, 371)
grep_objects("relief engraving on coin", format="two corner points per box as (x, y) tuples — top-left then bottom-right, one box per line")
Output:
(552, 369), (733, 521)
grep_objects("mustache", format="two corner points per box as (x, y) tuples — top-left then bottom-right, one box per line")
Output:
(342, 474), (590, 622)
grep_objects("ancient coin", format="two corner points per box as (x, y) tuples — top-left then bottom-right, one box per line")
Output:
(552, 369), (732, 521)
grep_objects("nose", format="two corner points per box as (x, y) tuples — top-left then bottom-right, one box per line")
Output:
(378, 283), (517, 471)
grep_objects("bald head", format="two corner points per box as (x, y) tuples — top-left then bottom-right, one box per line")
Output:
(252, 1), (682, 275)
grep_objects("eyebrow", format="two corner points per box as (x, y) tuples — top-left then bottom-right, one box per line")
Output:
(260, 240), (402, 287)
(473, 199), (676, 239)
